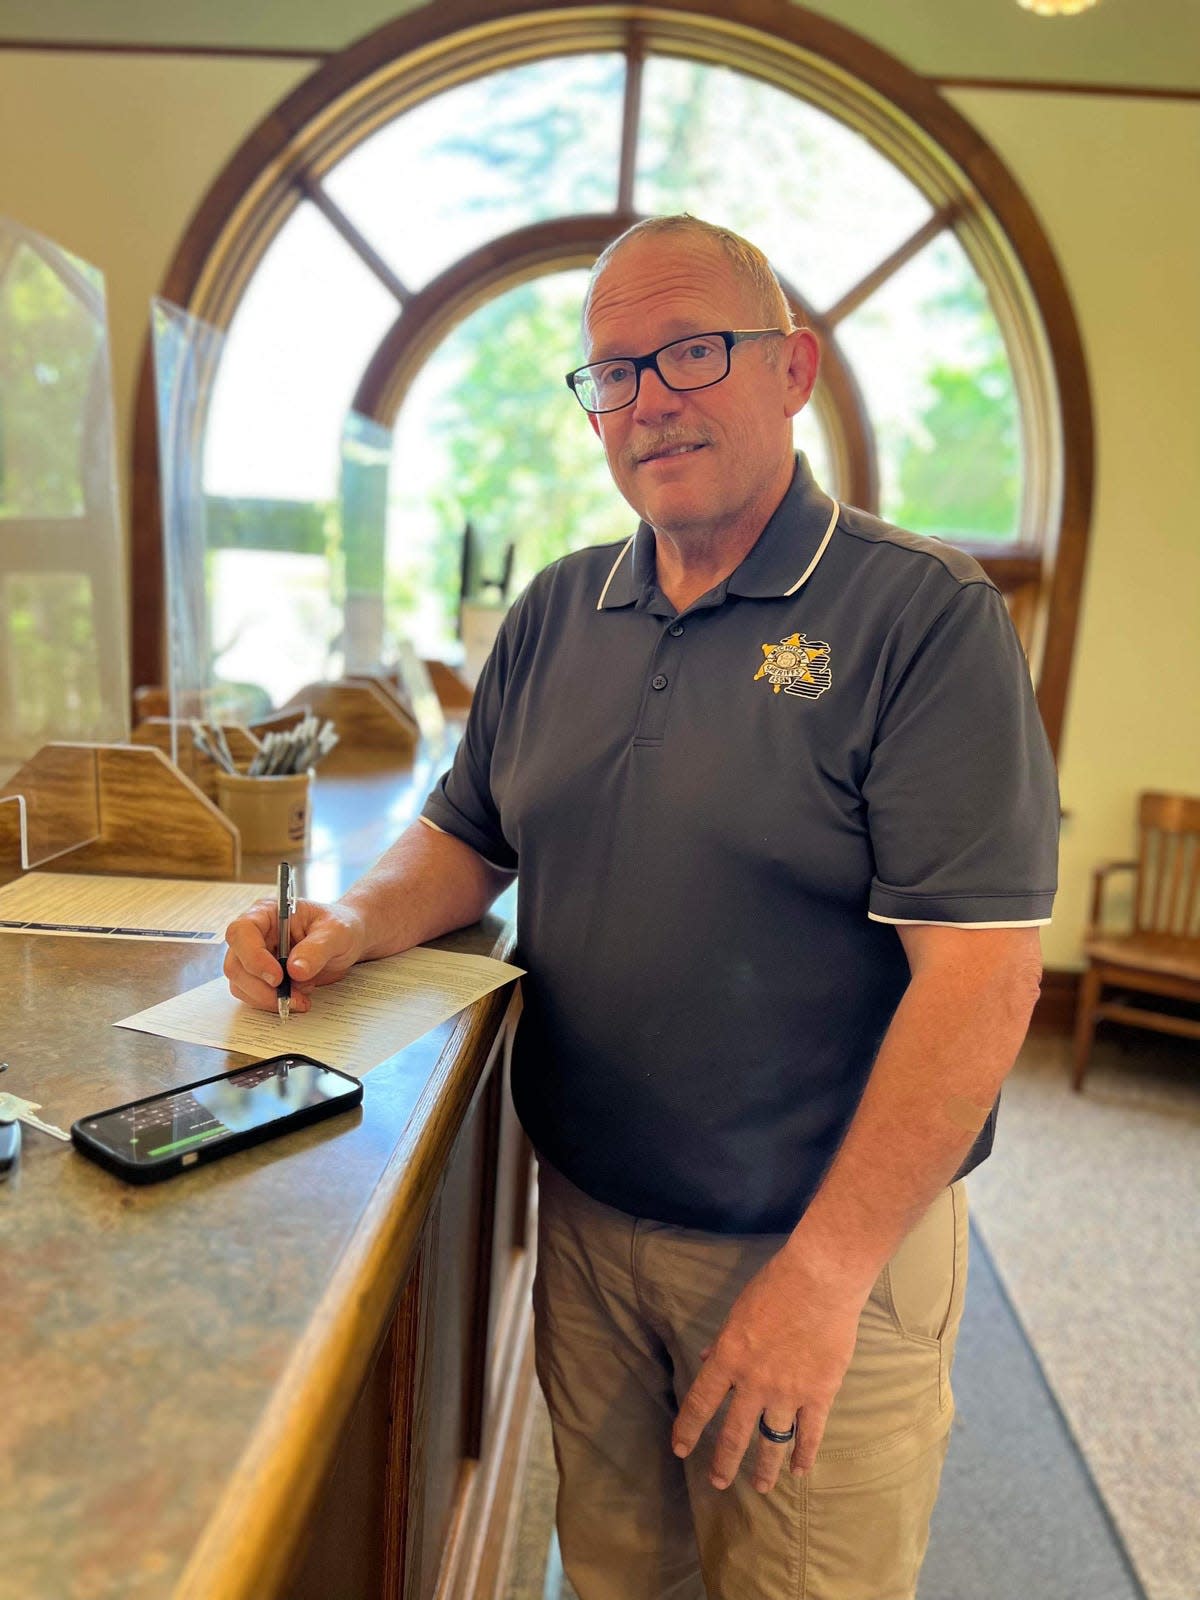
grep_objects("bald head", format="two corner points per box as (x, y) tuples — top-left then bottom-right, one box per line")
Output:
(583, 215), (796, 344)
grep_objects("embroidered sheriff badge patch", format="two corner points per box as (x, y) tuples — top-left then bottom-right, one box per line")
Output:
(753, 633), (832, 699)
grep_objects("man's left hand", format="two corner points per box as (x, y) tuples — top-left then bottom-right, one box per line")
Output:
(671, 1246), (868, 1492)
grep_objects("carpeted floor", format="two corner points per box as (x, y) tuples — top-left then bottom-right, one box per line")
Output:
(921, 1220), (1145, 1600)
(505, 1028), (1200, 1600)
(967, 1029), (1200, 1600)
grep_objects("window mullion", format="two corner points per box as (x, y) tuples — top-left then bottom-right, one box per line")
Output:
(298, 174), (411, 308)
(822, 204), (956, 328)
(616, 39), (645, 215)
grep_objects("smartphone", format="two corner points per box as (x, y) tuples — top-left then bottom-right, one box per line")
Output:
(71, 1054), (362, 1184)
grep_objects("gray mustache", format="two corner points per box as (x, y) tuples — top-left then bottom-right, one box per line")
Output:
(630, 433), (712, 465)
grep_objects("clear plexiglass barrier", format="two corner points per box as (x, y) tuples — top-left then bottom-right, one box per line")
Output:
(154, 299), (419, 734)
(0, 217), (129, 866)
(152, 297), (263, 761)
(341, 409), (391, 679)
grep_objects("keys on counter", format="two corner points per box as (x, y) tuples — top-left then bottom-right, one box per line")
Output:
(0, 1091), (71, 1142)
(0, 1116), (18, 1178)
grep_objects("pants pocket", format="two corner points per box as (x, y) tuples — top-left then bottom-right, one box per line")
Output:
(880, 1182), (966, 1346)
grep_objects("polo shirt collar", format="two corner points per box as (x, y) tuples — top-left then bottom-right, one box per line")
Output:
(595, 453), (839, 612)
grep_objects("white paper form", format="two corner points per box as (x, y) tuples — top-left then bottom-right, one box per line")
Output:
(115, 945), (525, 1077)
(0, 873), (271, 943)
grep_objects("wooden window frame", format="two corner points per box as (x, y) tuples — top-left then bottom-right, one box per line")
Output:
(131, 0), (1093, 754)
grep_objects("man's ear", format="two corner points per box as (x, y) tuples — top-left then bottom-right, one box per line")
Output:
(782, 328), (821, 419)
(588, 412), (601, 440)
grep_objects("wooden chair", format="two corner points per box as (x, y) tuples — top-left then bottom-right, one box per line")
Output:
(1072, 792), (1200, 1089)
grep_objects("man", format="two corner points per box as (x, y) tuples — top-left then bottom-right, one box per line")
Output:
(225, 216), (1058, 1599)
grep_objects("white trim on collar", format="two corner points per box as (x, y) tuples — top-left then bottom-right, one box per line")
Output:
(595, 534), (637, 611)
(782, 500), (840, 597)
(597, 497), (838, 610)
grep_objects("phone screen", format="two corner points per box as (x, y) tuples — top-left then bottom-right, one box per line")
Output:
(77, 1057), (356, 1167)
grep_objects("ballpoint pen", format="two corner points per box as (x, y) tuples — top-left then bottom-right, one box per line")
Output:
(276, 861), (294, 1021)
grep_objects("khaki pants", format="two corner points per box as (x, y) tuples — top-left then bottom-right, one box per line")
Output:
(533, 1162), (968, 1600)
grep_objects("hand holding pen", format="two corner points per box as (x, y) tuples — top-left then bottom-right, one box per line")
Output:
(224, 892), (368, 1016)
(276, 861), (295, 1021)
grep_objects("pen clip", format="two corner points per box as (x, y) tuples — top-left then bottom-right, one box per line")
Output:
(277, 860), (295, 919)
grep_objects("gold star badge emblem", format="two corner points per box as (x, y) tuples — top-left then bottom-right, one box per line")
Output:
(753, 633), (833, 699)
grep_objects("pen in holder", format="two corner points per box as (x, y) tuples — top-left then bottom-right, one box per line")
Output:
(214, 768), (313, 855)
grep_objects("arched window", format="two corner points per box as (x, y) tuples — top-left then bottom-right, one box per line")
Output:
(133, 0), (1092, 752)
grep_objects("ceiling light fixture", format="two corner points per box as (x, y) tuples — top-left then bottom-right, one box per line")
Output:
(1017, 0), (1101, 13)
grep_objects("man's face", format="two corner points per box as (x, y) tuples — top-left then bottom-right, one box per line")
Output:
(583, 235), (816, 543)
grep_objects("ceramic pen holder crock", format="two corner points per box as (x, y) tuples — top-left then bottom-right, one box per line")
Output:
(214, 768), (313, 855)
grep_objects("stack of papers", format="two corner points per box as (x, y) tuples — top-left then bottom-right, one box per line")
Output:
(0, 873), (268, 942)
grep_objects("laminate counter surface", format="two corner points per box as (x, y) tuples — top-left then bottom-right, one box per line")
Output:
(0, 756), (515, 1600)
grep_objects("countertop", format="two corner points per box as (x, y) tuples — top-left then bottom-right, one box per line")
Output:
(0, 750), (517, 1600)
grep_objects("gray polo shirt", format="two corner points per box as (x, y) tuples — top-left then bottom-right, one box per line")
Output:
(423, 455), (1058, 1232)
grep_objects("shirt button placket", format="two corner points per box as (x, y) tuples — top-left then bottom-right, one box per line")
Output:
(634, 621), (684, 742)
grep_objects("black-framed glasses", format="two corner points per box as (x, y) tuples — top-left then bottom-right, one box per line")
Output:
(565, 328), (785, 415)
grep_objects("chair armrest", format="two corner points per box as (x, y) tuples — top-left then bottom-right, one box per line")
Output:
(1089, 860), (1138, 931)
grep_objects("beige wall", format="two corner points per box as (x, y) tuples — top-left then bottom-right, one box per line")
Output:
(2, 50), (1196, 969)
(0, 51), (313, 530)
(947, 91), (1200, 965)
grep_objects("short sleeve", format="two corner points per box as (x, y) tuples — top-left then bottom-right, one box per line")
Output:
(421, 612), (519, 872)
(864, 581), (1059, 926)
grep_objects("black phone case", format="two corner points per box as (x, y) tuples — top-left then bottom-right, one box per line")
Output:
(70, 1054), (363, 1185)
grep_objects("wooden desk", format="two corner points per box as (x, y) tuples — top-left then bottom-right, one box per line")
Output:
(1, 759), (535, 1600)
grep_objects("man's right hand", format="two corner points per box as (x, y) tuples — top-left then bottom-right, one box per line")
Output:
(223, 898), (368, 1014)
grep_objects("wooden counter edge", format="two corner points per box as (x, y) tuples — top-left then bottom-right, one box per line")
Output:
(172, 961), (518, 1600)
